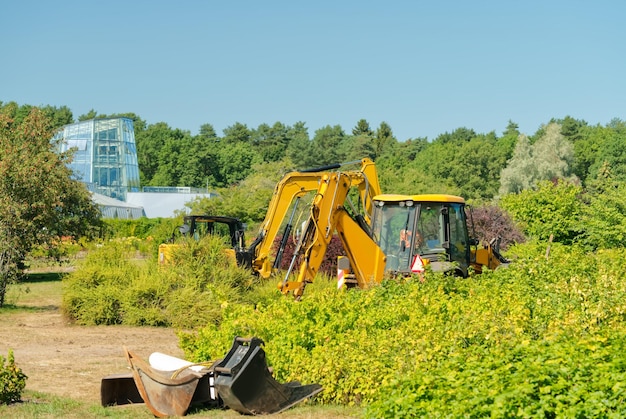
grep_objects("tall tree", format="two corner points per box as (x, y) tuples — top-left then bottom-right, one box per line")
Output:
(78, 109), (98, 121)
(559, 116), (588, 144)
(385, 137), (428, 166)
(373, 121), (395, 159)
(339, 119), (372, 162)
(305, 125), (346, 167)
(41, 105), (74, 129)
(502, 120), (520, 138)
(450, 133), (508, 199)
(135, 122), (173, 184)
(498, 120), (520, 161)
(433, 127), (476, 144)
(498, 134), (537, 195)
(198, 123), (217, 139)
(252, 122), (290, 162)
(533, 122), (575, 182)
(586, 119), (626, 183)
(352, 119), (373, 136)
(499, 123), (576, 196)
(216, 142), (262, 186)
(0, 108), (101, 306)
(222, 122), (252, 145)
(191, 124), (221, 188)
(340, 135), (375, 161)
(149, 127), (193, 187)
(285, 122), (311, 168)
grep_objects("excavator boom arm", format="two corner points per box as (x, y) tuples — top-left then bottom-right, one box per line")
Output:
(280, 171), (386, 298)
(248, 158), (381, 279)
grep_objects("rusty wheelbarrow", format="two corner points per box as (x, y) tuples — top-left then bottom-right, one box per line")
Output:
(101, 349), (219, 417)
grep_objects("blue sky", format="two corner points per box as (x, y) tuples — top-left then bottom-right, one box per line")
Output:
(2, 1), (624, 141)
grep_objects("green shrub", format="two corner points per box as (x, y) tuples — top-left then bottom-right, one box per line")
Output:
(0, 350), (27, 404)
(366, 333), (626, 418)
(500, 180), (582, 244)
(62, 235), (257, 328)
(103, 217), (173, 240)
(180, 242), (626, 416)
(579, 181), (626, 250)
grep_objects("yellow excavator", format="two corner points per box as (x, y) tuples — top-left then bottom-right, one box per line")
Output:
(238, 158), (382, 279)
(158, 158), (507, 299)
(158, 215), (247, 265)
(272, 168), (508, 299)
(157, 158), (380, 275)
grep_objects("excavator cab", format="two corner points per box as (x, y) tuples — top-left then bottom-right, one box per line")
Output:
(158, 215), (247, 265)
(371, 194), (473, 277)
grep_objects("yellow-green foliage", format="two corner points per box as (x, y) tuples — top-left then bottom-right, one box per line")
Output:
(62, 235), (258, 328)
(180, 243), (626, 417)
(0, 350), (27, 404)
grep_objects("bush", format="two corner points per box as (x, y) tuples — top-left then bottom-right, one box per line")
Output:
(579, 181), (626, 250)
(272, 234), (345, 276)
(0, 350), (27, 404)
(470, 204), (525, 250)
(500, 180), (583, 244)
(366, 333), (626, 418)
(103, 217), (172, 240)
(62, 235), (258, 328)
(180, 243), (626, 416)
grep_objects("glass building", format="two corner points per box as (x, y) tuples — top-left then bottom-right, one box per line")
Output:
(54, 118), (141, 200)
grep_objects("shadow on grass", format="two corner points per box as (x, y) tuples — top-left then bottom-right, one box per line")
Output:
(1, 272), (67, 312)
(22, 272), (66, 283)
(0, 304), (59, 313)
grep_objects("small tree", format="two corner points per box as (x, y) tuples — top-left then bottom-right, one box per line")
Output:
(499, 180), (582, 244)
(469, 204), (525, 250)
(0, 350), (27, 404)
(0, 108), (101, 307)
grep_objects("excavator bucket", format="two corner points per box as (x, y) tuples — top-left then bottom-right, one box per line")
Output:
(214, 337), (323, 415)
(124, 349), (214, 417)
(100, 373), (143, 406)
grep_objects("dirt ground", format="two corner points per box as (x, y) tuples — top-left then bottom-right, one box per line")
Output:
(0, 284), (184, 404)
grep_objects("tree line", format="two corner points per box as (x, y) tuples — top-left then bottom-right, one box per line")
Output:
(3, 100), (626, 239)
(4, 100), (625, 200)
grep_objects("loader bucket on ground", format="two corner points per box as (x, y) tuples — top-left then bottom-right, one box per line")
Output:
(124, 349), (213, 417)
(214, 337), (323, 415)
(101, 372), (143, 406)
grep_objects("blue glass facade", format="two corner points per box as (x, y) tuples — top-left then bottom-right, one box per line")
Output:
(55, 118), (140, 200)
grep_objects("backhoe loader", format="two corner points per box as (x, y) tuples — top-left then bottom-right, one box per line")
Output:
(277, 185), (508, 299)
(238, 158), (381, 278)
(158, 158), (506, 299)
(158, 215), (247, 265)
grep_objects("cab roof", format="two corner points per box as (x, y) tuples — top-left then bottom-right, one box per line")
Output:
(373, 194), (466, 204)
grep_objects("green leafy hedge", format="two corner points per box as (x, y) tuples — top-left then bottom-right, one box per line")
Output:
(62, 236), (258, 328)
(367, 333), (626, 418)
(179, 242), (626, 417)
